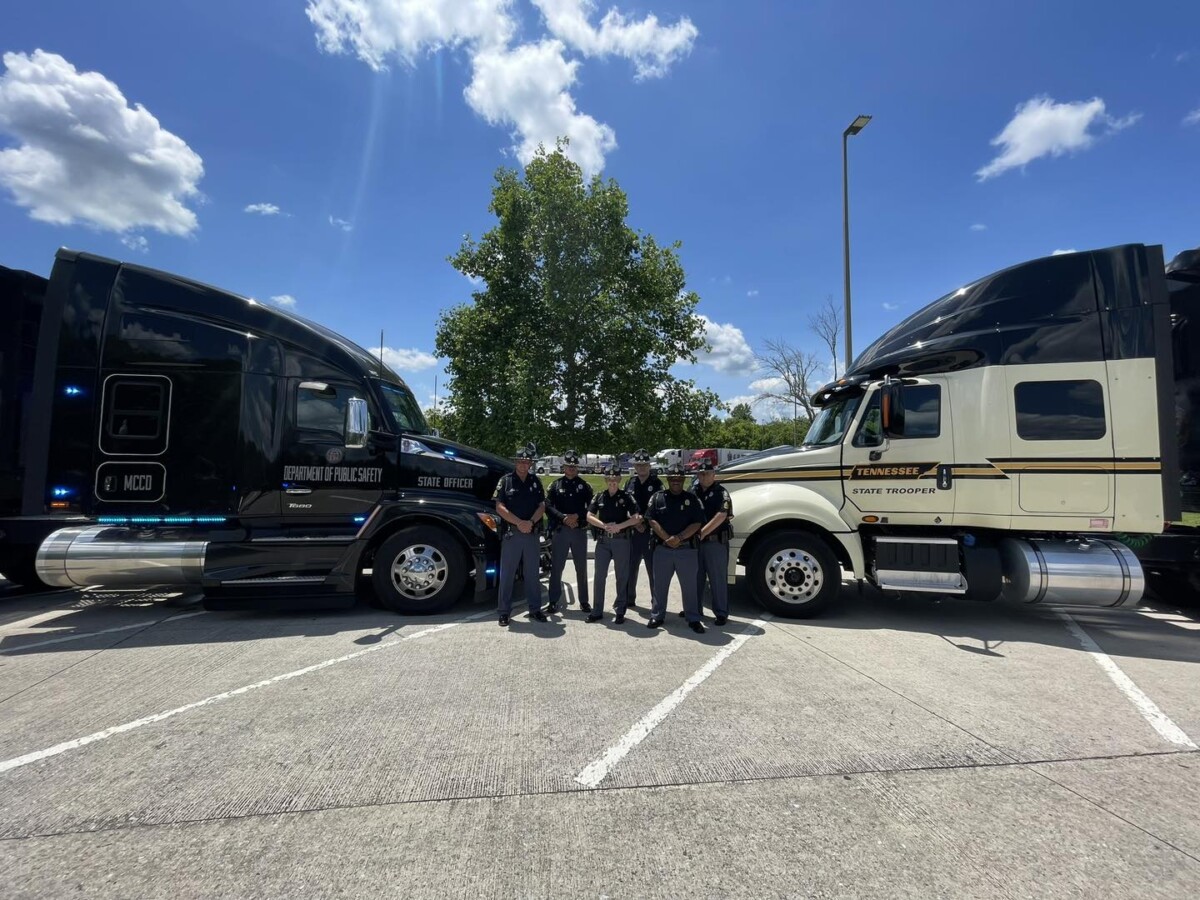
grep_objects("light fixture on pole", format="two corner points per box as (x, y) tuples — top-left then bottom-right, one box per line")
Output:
(842, 114), (871, 373)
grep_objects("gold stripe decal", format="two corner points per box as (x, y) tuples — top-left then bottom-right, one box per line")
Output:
(720, 458), (1162, 484)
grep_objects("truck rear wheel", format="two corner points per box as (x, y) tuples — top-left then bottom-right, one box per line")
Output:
(372, 526), (467, 615)
(0, 554), (46, 590)
(747, 531), (841, 618)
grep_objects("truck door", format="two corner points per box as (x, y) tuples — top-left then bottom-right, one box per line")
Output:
(281, 378), (387, 521)
(840, 378), (956, 521)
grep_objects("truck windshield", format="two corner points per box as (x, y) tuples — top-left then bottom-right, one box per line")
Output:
(377, 381), (429, 434)
(803, 395), (863, 447)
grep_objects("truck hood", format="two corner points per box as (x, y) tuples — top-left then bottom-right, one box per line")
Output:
(407, 433), (513, 502)
(718, 444), (843, 481)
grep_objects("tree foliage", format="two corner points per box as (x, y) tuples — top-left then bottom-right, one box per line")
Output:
(436, 140), (719, 456)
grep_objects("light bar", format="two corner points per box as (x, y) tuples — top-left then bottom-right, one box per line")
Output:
(96, 515), (229, 525)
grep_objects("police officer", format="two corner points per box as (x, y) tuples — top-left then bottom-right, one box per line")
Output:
(494, 442), (547, 626)
(692, 458), (733, 626)
(586, 465), (641, 623)
(646, 463), (706, 633)
(545, 449), (594, 615)
(623, 449), (663, 610)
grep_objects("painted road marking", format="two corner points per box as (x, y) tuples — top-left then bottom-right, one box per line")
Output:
(0, 611), (207, 654)
(0, 611), (489, 775)
(1057, 611), (1197, 749)
(576, 615), (771, 789)
(1136, 609), (1200, 631)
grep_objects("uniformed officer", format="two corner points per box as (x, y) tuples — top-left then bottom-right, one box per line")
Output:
(692, 458), (733, 626)
(545, 449), (594, 615)
(623, 449), (663, 610)
(494, 442), (547, 626)
(645, 463), (706, 633)
(586, 465), (641, 623)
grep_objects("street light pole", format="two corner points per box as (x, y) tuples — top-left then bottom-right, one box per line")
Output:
(842, 114), (871, 373)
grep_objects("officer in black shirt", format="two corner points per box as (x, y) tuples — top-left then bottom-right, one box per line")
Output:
(646, 463), (706, 633)
(693, 458), (733, 626)
(586, 465), (641, 623)
(545, 449), (595, 615)
(494, 442), (547, 626)
(623, 449), (663, 609)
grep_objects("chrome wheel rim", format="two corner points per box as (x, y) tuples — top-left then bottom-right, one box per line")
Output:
(765, 547), (824, 605)
(390, 544), (449, 599)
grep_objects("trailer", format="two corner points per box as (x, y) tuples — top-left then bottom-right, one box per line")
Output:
(721, 244), (1185, 616)
(684, 448), (756, 471)
(0, 249), (517, 613)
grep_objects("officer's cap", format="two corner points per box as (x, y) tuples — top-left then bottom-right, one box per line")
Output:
(602, 465), (622, 478)
(695, 459), (717, 472)
(513, 442), (537, 461)
(632, 449), (652, 464)
(562, 449), (580, 466)
(665, 463), (686, 478)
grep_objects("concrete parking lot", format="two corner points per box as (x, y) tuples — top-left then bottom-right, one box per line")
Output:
(1, 569), (1199, 898)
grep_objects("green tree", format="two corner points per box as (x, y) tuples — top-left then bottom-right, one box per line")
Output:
(436, 140), (719, 455)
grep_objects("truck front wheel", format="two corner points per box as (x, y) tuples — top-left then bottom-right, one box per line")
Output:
(372, 526), (468, 614)
(747, 531), (841, 618)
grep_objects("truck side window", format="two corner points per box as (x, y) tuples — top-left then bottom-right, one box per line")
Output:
(900, 385), (941, 438)
(853, 395), (884, 447)
(1014, 379), (1106, 440)
(296, 383), (367, 436)
(100, 375), (170, 455)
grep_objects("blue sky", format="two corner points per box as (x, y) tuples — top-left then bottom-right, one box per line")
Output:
(2, 0), (1197, 417)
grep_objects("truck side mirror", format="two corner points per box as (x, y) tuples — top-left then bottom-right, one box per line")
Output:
(345, 397), (369, 449)
(881, 380), (906, 439)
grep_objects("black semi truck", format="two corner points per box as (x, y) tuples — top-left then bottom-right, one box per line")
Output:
(0, 249), (515, 613)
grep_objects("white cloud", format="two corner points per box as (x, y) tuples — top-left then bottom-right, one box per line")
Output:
(329, 214), (353, 232)
(749, 376), (785, 393)
(121, 234), (149, 253)
(305, 0), (694, 177)
(0, 50), (204, 235)
(1176, 51), (1192, 64)
(697, 315), (755, 375)
(269, 294), (297, 308)
(969, 223), (987, 232)
(746, 289), (759, 297)
(976, 95), (1140, 181)
(245, 202), (281, 215)
(1185, 108), (1200, 126)
(530, 0), (698, 79)
(882, 302), (900, 311)
(371, 346), (439, 372)
(1051, 248), (1077, 256)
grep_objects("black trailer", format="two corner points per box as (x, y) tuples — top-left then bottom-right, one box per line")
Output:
(1136, 245), (1200, 595)
(0, 249), (515, 613)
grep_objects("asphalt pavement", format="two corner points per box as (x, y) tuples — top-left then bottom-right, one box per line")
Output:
(1, 569), (1199, 898)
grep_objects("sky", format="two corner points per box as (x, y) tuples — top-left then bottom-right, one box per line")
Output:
(1, 0), (1197, 420)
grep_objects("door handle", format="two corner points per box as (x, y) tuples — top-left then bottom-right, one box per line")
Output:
(285, 487), (313, 495)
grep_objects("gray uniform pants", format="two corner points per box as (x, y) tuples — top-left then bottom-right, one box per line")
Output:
(652, 546), (700, 623)
(497, 531), (542, 615)
(696, 538), (730, 618)
(626, 527), (655, 605)
(592, 536), (630, 615)
(549, 526), (589, 608)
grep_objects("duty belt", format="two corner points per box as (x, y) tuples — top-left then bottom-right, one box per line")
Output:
(596, 530), (629, 541)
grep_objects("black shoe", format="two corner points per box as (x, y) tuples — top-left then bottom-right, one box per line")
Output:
(579, 601), (592, 613)
(499, 614), (510, 627)
(545, 602), (560, 614)
(689, 620), (706, 634)
(713, 616), (728, 626)
(614, 614), (626, 624)
(530, 611), (549, 622)
(647, 617), (664, 629)
(586, 613), (602, 623)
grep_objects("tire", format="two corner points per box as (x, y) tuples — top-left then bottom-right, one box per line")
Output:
(0, 554), (46, 590)
(746, 531), (841, 618)
(371, 526), (468, 614)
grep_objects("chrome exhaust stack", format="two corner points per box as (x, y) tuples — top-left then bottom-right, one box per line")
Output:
(36, 526), (208, 589)
(1000, 538), (1144, 608)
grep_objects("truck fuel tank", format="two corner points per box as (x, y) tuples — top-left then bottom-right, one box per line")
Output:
(1000, 537), (1143, 608)
(36, 525), (207, 588)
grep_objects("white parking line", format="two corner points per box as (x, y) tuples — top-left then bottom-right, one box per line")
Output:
(1136, 609), (1200, 631)
(1056, 611), (1197, 749)
(576, 616), (771, 789)
(0, 611), (490, 775)
(0, 611), (207, 654)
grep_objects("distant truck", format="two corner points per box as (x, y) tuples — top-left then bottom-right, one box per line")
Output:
(657, 449), (696, 470)
(685, 448), (756, 471)
(721, 244), (1190, 617)
(0, 249), (519, 614)
(535, 456), (565, 475)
